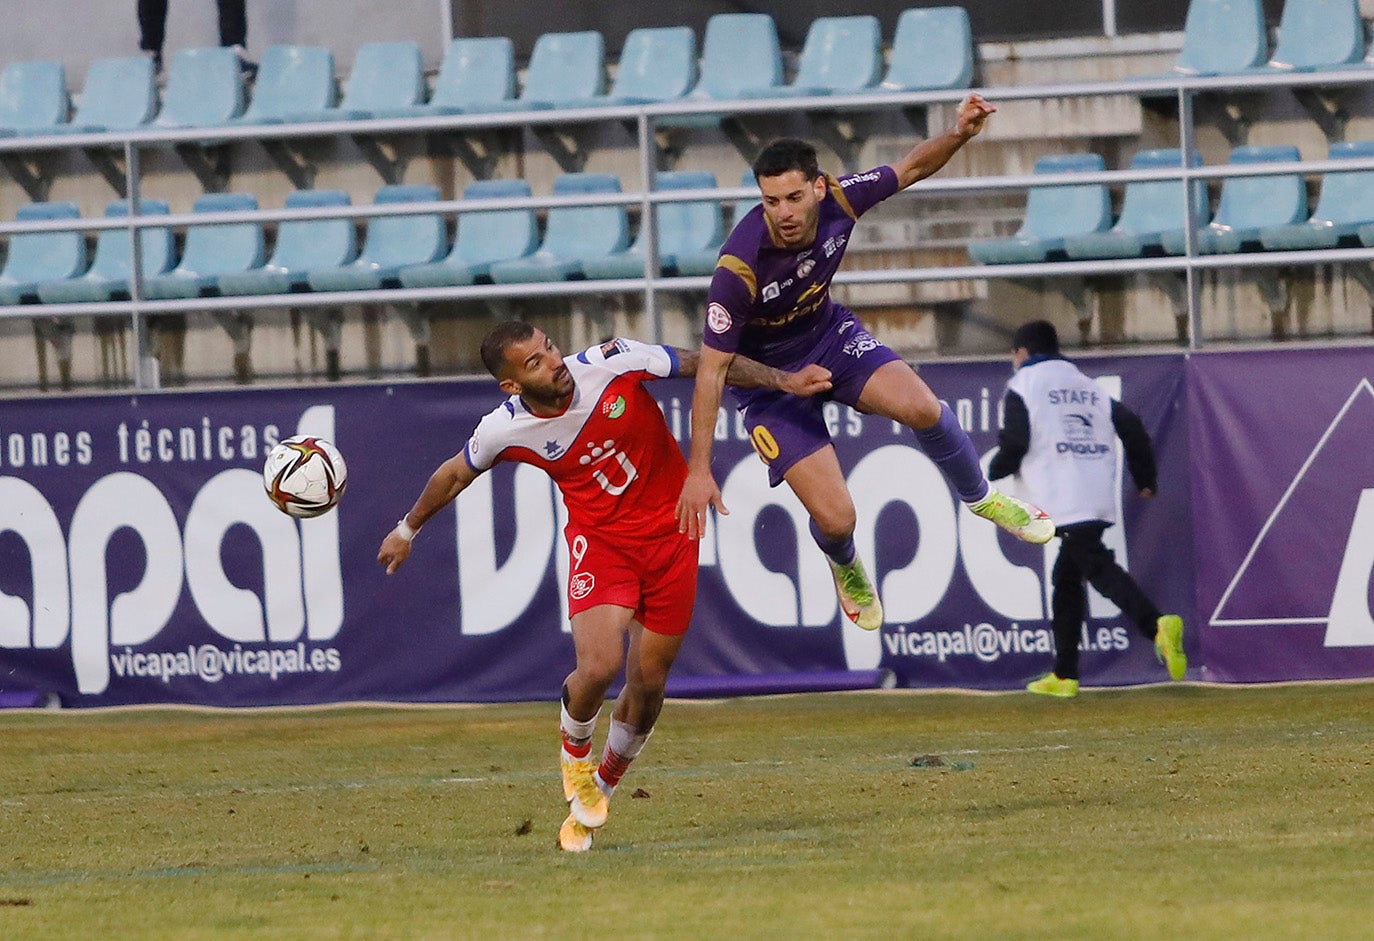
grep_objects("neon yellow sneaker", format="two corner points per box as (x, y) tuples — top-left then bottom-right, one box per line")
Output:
(560, 754), (609, 829)
(827, 555), (883, 631)
(1154, 615), (1187, 681)
(1026, 673), (1079, 698)
(969, 489), (1055, 544)
(557, 813), (594, 852)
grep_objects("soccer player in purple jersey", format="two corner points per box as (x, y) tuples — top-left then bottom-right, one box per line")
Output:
(676, 93), (1054, 631)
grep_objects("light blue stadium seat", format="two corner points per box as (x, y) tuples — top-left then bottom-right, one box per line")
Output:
(399, 179), (538, 288)
(0, 203), (86, 304)
(582, 171), (723, 279)
(314, 42), (424, 120)
(590, 27), (697, 106)
(373, 37), (515, 118)
(968, 154), (1112, 264)
(142, 193), (267, 299)
(882, 7), (975, 91)
(233, 45), (336, 124)
(1257, 0), (1365, 72)
(733, 167), (761, 225)
(216, 190), (356, 296)
(466, 31), (605, 113)
(488, 173), (629, 283)
(1258, 140), (1374, 250)
(663, 14), (783, 126)
(743, 16), (882, 98)
(37, 200), (172, 303)
(307, 185), (446, 292)
(0, 61), (69, 136)
(1063, 149), (1207, 259)
(50, 56), (156, 134)
(154, 48), (245, 127)
(1172, 0), (1268, 75)
(1359, 222), (1374, 247)
(1160, 146), (1306, 254)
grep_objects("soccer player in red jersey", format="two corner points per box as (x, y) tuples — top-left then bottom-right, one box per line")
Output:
(677, 93), (1054, 633)
(378, 320), (828, 851)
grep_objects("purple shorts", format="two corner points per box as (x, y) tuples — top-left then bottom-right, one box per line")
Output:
(732, 314), (901, 487)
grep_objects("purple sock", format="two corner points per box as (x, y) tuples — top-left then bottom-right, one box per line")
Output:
(915, 402), (990, 503)
(809, 518), (857, 567)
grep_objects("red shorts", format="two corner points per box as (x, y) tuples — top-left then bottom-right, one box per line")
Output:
(563, 524), (699, 636)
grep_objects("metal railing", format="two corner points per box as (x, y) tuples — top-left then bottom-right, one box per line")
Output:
(3, 63), (1374, 387)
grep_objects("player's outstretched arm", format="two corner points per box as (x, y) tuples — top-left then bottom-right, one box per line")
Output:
(891, 92), (996, 190)
(676, 345), (734, 539)
(378, 455), (480, 574)
(674, 347), (832, 396)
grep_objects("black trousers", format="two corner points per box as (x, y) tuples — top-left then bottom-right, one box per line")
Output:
(1050, 521), (1161, 680)
(138, 0), (247, 54)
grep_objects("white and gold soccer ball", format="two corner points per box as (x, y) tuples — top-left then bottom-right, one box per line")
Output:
(262, 435), (348, 519)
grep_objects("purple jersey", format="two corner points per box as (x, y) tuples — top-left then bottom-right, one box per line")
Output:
(703, 166), (899, 365)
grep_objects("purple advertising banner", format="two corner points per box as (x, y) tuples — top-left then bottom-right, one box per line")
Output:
(1189, 347), (1374, 682)
(0, 347), (1201, 708)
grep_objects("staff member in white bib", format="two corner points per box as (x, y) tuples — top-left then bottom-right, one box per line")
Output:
(988, 320), (1186, 698)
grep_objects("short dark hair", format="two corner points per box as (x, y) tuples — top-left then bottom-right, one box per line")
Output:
(752, 138), (821, 182)
(479, 320), (536, 379)
(1012, 320), (1060, 356)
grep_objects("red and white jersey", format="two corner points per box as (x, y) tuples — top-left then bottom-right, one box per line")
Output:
(464, 338), (686, 540)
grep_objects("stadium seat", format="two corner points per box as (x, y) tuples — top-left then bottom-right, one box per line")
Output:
(372, 37), (515, 117)
(1257, 0), (1365, 72)
(0, 61), (69, 135)
(233, 45), (336, 123)
(588, 26), (697, 106)
(581, 171), (723, 279)
(316, 42), (425, 120)
(1258, 140), (1374, 250)
(663, 14), (784, 124)
(733, 167), (761, 225)
(306, 185), (446, 292)
(1167, 0), (1268, 75)
(49, 56), (156, 134)
(142, 193), (267, 299)
(153, 48), (246, 127)
(968, 154), (1112, 264)
(1159, 146), (1306, 254)
(465, 31), (605, 112)
(881, 6), (976, 91)
(1359, 222), (1374, 247)
(216, 190), (357, 296)
(488, 173), (629, 283)
(1063, 149), (1207, 259)
(36, 199), (173, 303)
(398, 179), (538, 288)
(0, 203), (86, 304)
(742, 16), (883, 98)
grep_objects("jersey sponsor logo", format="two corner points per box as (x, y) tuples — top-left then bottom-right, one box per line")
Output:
(569, 571), (596, 600)
(544, 439), (564, 458)
(840, 170), (881, 187)
(762, 282), (781, 302)
(601, 394), (626, 419)
(599, 339), (629, 358)
(796, 259), (815, 278)
(707, 302), (732, 334)
(578, 438), (638, 495)
(842, 330), (879, 357)
(822, 235), (846, 258)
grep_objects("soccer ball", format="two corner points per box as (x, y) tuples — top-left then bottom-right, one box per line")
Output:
(263, 435), (348, 519)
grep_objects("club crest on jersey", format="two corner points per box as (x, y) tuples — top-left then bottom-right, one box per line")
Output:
(601, 394), (627, 419)
(570, 572), (595, 600)
(707, 302), (732, 333)
(599, 338), (629, 358)
(796, 258), (815, 278)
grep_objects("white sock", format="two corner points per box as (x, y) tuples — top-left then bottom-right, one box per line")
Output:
(560, 702), (598, 760)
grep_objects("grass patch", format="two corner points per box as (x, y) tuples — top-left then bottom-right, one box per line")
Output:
(1, 684), (1371, 939)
